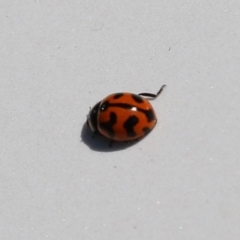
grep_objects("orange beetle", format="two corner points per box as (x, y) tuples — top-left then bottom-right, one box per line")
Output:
(87, 85), (166, 145)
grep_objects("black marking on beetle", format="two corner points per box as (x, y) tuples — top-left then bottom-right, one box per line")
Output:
(144, 109), (156, 122)
(99, 112), (117, 138)
(100, 101), (133, 112)
(142, 127), (151, 134)
(99, 101), (156, 122)
(131, 94), (144, 103)
(113, 93), (124, 99)
(123, 115), (139, 137)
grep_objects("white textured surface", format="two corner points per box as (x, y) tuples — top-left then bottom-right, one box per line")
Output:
(1, 1), (240, 239)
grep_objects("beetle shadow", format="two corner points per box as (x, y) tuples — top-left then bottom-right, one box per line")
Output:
(80, 122), (138, 152)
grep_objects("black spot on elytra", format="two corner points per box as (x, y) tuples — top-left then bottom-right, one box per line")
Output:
(132, 94), (144, 103)
(123, 115), (139, 137)
(142, 127), (151, 134)
(144, 109), (156, 122)
(99, 112), (117, 138)
(113, 93), (124, 99)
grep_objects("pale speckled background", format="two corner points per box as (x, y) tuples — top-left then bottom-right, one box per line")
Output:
(1, 1), (240, 239)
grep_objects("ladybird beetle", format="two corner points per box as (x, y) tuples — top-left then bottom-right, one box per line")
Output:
(87, 85), (166, 145)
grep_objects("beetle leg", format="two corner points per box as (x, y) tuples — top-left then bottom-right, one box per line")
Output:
(92, 130), (98, 139)
(109, 140), (114, 147)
